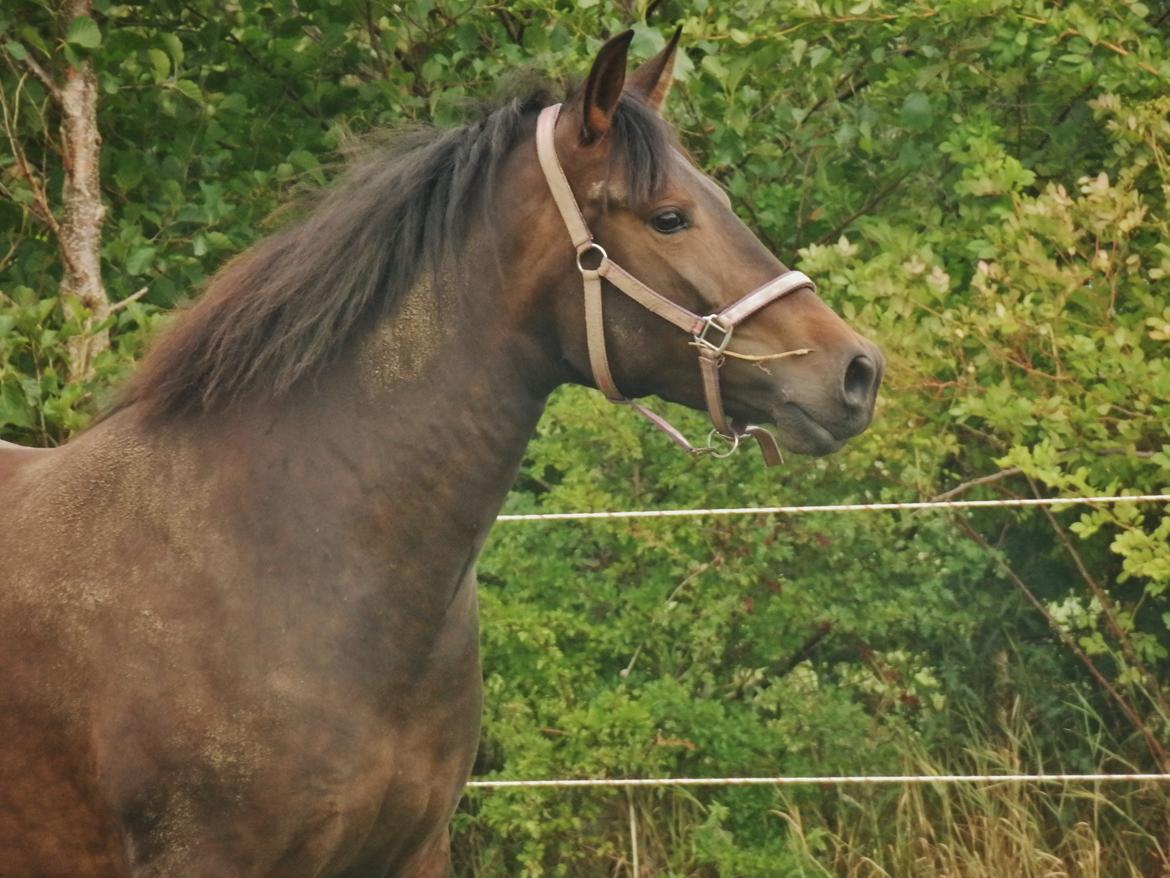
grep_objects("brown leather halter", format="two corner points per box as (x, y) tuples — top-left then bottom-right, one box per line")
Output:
(536, 102), (816, 466)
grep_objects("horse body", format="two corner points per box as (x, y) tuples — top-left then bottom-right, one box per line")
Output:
(1, 263), (548, 875)
(0, 32), (882, 876)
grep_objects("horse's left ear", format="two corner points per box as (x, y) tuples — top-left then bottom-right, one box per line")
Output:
(580, 30), (635, 143)
(625, 27), (682, 113)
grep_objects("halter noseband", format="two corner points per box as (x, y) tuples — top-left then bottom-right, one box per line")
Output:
(535, 103), (815, 466)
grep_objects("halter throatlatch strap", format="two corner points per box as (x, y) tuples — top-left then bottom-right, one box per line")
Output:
(536, 103), (815, 467)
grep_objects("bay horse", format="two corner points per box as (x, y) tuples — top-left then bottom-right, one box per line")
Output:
(0, 31), (881, 877)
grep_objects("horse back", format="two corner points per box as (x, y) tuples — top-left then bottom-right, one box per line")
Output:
(0, 437), (52, 480)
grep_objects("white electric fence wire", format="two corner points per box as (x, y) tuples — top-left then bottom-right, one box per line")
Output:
(485, 493), (1170, 793)
(466, 773), (1170, 790)
(496, 494), (1170, 523)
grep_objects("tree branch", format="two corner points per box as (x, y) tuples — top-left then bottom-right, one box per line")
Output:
(954, 516), (1169, 771)
(815, 169), (911, 246)
(4, 42), (62, 102)
(769, 621), (833, 678)
(932, 467), (1023, 501)
(804, 46), (915, 124)
(492, 8), (522, 45)
(932, 449), (1155, 503)
(1030, 477), (1170, 727)
(108, 285), (149, 313)
(364, 1), (389, 78)
(0, 77), (62, 237)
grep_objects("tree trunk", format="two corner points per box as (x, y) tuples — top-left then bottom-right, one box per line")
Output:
(58, 0), (108, 381)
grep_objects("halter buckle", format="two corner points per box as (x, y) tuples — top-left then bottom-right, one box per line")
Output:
(694, 315), (734, 355)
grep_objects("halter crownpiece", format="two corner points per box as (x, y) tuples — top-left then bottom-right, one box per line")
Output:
(535, 102), (816, 466)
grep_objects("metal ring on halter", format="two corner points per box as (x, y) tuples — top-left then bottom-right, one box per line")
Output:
(576, 242), (608, 273)
(694, 314), (734, 355)
(703, 428), (742, 458)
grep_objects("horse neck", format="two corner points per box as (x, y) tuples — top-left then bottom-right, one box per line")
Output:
(245, 252), (560, 564)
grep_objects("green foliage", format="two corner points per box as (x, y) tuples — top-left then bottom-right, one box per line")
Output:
(0, 282), (157, 439)
(3, 0), (1169, 873)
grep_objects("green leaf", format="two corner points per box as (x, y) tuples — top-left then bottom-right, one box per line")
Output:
(630, 24), (666, 58)
(66, 16), (101, 49)
(0, 383), (33, 429)
(159, 32), (183, 70)
(808, 45), (831, 69)
(900, 91), (933, 130)
(205, 231), (233, 250)
(4, 40), (28, 61)
(148, 47), (170, 80)
(217, 92), (247, 113)
(125, 246), (156, 276)
(17, 24), (48, 57)
(289, 149), (324, 184)
(172, 79), (202, 102)
(420, 56), (444, 82)
(700, 54), (728, 83)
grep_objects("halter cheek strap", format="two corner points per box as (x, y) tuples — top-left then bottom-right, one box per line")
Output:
(535, 103), (815, 466)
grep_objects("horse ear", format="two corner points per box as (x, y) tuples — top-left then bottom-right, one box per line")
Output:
(626, 27), (682, 113)
(580, 30), (634, 143)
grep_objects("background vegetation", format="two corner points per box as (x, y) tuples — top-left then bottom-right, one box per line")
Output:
(3, 1), (1169, 875)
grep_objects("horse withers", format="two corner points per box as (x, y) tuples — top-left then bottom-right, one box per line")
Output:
(0, 31), (881, 878)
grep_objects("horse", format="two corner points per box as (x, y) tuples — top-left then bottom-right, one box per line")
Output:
(0, 30), (882, 877)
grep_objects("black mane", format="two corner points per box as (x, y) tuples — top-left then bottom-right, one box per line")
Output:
(118, 86), (672, 419)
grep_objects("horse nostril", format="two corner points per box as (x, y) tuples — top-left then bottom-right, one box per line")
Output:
(842, 354), (879, 408)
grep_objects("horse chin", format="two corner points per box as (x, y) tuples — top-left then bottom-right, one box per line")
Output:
(768, 403), (846, 457)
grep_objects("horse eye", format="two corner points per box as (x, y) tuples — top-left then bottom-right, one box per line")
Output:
(649, 210), (689, 234)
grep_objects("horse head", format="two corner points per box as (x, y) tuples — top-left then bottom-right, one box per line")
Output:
(524, 31), (883, 459)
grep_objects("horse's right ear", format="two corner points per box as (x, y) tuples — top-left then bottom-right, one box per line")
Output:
(626, 27), (682, 113)
(579, 30), (634, 143)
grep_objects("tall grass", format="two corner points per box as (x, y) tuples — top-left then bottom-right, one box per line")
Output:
(456, 695), (1170, 876)
(774, 699), (1170, 878)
